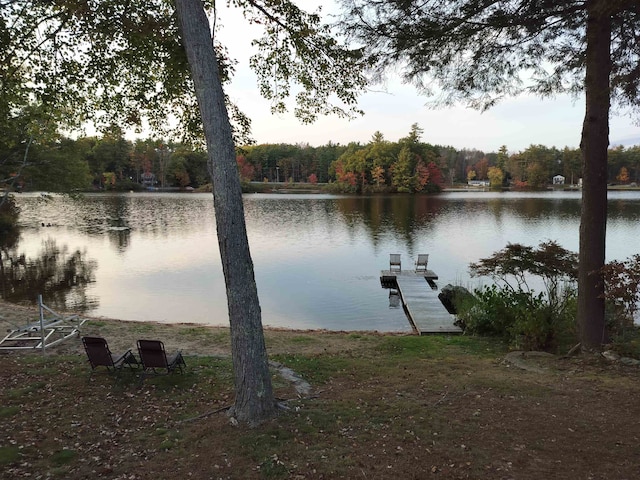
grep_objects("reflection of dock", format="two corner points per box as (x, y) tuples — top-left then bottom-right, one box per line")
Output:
(381, 271), (462, 335)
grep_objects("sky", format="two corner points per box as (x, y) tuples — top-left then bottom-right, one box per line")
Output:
(212, 2), (639, 154)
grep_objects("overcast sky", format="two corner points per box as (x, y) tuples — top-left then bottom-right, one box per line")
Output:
(215, 2), (639, 154)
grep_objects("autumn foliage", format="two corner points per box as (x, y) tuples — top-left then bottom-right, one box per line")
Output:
(236, 155), (255, 183)
(329, 125), (445, 193)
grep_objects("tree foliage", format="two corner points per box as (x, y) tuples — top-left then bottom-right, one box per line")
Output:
(339, 0), (639, 114)
(2, 1), (191, 135)
(4, 130), (640, 193)
(1, 0), (368, 142)
(244, 0), (368, 123)
(487, 166), (504, 188)
(328, 125), (445, 193)
(601, 255), (640, 332)
(470, 241), (578, 306)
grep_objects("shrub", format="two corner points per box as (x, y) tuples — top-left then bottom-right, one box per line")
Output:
(601, 255), (640, 357)
(601, 254), (640, 336)
(113, 178), (144, 191)
(606, 326), (640, 359)
(458, 284), (577, 351)
(459, 241), (579, 351)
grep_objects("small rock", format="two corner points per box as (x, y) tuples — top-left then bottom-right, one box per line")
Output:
(620, 356), (640, 366)
(602, 351), (620, 362)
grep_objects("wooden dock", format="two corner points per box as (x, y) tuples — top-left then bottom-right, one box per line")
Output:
(381, 271), (462, 335)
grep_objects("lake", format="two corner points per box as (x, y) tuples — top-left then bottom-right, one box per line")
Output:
(9, 190), (640, 332)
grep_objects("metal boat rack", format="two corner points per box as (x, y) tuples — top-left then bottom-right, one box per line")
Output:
(0, 295), (86, 353)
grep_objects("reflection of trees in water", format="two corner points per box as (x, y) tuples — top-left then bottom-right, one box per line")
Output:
(107, 227), (130, 252)
(75, 195), (132, 252)
(104, 195), (131, 252)
(608, 198), (640, 221)
(334, 195), (446, 249)
(459, 196), (582, 221)
(0, 238), (98, 312)
(334, 195), (640, 247)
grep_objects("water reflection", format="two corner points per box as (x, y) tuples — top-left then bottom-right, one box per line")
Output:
(8, 191), (640, 331)
(388, 290), (401, 308)
(0, 237), (98, 312)
(333, 195), (446, 250)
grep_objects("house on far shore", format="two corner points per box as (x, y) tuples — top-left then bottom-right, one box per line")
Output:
(141, 172), (156, 189)
(468, 180), (490, 187)
(553, 175), (565, 185)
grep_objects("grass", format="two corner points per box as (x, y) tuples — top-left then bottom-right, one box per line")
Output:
(2, 332), (640, 479)
(0, 446), (20, 466)
(288, 335), (320, 345)
(270, 354), (354, 384)
(0, 406), (20, 418)
(376, 334), (503, 357)
(51, 449), (77, 466)
(128, 323), (157, 334)
(6, 381), (47, 399)
(86, 320), (106, 328)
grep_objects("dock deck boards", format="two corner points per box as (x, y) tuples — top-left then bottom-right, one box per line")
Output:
(381, 269), (439, 280)
(383, 271), (461, 335)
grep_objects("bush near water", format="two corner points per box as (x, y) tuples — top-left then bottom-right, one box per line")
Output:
(454, 241), (640, 356)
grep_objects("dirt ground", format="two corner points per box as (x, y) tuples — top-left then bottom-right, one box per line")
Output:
(2, 301), (640, 479)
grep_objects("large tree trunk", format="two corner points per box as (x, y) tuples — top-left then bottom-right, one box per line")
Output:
(577, 0), (612, 349)
(174, 0), (276, 425)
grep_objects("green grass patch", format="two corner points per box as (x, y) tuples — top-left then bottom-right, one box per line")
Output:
(14, 356), (81, 376)
(241, 407), (361, 477)
(6, 381), (47, 399)
(178, 326), (213, 338)
(185, 356), (233, 383)
(209, 331), (231, 344)
(377, 334), (505, 358)
(288, 336), (319, 345)
(18, 355), (50, 366)
(141, 371), (196, 390)
(35, 366), (60, 375)
(270, 355), (358, 384)
(178, 327), (230, 346)
(138, 356), (235, 393)
(0, 406), (20, 418)
(156, 428), (183, 450)
(86, 320), (106, 327)
(238, 424), (298, 472)
(257, 454), (290, 479)
(0, 446), (20, 466)
(470, 374), (554, 396)
(50, 449), (77, 466)
(129, 323), (156, 334)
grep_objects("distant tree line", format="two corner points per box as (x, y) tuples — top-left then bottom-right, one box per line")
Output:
(3, 123), (639, 193)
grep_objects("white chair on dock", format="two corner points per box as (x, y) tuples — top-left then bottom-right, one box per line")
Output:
(415, 254), (429, 272)
(389, 254), (401, 272)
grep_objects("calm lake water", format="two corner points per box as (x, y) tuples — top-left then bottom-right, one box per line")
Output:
(9, 190), (640, 332)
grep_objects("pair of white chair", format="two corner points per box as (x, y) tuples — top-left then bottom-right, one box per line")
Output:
(389, 253), (429, 272)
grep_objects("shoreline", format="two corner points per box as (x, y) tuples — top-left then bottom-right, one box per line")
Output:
(0, 300), (409, 358)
